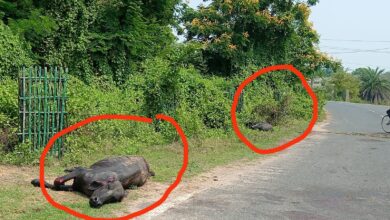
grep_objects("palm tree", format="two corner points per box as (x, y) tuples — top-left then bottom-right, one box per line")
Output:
(355, 67), (390, 104)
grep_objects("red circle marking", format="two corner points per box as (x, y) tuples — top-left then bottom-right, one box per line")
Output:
(231, 64), (318, 154)
(39, 114), (189, 219)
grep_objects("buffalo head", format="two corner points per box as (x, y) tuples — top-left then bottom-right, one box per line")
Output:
(88, 176), (125, 208)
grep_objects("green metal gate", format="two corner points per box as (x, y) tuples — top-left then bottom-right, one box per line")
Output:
(18, 66), (68, 157)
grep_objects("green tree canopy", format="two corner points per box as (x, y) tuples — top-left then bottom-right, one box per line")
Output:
(0, 20), (32, 77)
(327, 70), (360, 101)
(0, 0), (181, 84)
(180, 0), (338, 76)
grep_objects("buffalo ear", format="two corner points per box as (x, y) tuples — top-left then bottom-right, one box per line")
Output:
(88, 181), (104, 191)
(107, 180), (122, 190)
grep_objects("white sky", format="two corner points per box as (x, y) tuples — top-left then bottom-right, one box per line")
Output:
(188, 0), (390, 71)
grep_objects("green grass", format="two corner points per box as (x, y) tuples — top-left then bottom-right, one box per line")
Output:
(318, 109), (326, 122)
(0, 186), (126, 219)
(0, 119), (309, 219)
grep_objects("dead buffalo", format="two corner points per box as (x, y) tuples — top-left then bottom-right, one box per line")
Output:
(247, 122), (273, 131)
(31, 156), (154, 208)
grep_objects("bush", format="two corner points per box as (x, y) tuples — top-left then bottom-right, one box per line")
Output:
(0, 141), (40, 165)
(0, 21), (32, 78)
(236, 72), (312, 126)
(186, 75), (231, 129)
(0, 77), (18, 123)
(138, 58), (232, 132)
(67, 74), (146, 126)
(0, 58), (316, 165)
(0, 77), (19, 152)
(289, 92), (313, 120)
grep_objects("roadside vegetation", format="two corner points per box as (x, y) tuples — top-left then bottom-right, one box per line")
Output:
(322, 67), (390, 105)
(1, 0), (335, 219)
(0, 119), (309, 219)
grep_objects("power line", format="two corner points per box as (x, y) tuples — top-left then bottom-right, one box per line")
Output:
(317, 40), (390, 69)
(330, 50), (390, 54)
(322, 38), (390, 43)
(321, 46), (390, 51)
(320, 46), (390, 54)
(342, 62), (390, 70)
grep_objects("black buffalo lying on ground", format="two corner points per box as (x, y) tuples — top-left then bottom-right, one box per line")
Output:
(246, 122), (273, 131)
(31, 156), (154, 208)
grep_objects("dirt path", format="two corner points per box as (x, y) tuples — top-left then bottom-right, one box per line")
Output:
(0, 164), (88, 205)
(0, 165), (38, 184)
(0, 156), (277, 218)
(114, 157), (275, 218)
(0, 159), (275, 218)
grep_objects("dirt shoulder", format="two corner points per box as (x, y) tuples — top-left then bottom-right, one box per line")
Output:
(116, 119), (330, 219)
(117, 156), (279, 219)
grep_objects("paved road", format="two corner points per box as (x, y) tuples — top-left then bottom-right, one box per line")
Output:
(153, 102), (390, 220)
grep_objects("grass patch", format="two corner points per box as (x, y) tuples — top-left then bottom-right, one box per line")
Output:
(0, 119), (309, 219)
(318, 109), (327, 122)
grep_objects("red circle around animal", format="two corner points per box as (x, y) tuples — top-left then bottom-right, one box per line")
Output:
(231, 64), (318, 154)
(39, 114), (189, 220)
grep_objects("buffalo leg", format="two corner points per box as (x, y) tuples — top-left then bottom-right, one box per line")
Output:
(31, 169), (82, 191)
(31, 179), (73, 191)
(54, 169), (83, 187)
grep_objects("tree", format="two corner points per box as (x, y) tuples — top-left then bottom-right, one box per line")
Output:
(0, 0), (58, 62)
(327, 70), (360, 101)
(0, 20), (32, 77)
(40, 0), (180, 84)
(0, 0), (180, 84)
(353, 67), (390, 104)
(179, 0), (338, 76)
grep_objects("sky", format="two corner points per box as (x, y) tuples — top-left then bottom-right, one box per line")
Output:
(188, 0), (390, 71)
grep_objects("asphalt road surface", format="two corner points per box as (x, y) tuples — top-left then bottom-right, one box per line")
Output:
(153, 102), (390, 220)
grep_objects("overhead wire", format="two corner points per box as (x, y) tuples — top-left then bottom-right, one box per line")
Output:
(318, 39), (390, 69)
(321, 38), (390, 43)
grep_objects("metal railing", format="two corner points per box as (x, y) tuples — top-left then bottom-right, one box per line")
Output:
(18, 66), (68, 157)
